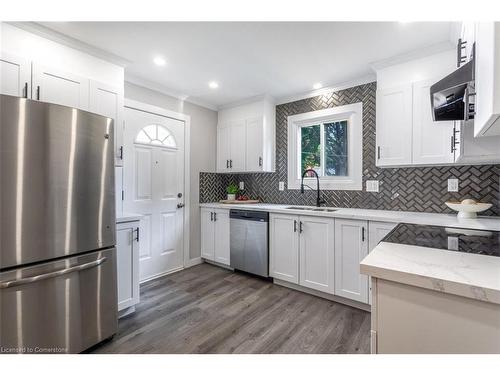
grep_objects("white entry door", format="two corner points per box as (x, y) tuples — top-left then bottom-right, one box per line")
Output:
(123, 107), (185, 281)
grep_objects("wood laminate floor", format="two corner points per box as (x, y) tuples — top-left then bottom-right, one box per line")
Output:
(90, 263), (371, 354)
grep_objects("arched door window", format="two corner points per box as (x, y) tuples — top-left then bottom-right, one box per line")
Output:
(134, 124), (177, 148)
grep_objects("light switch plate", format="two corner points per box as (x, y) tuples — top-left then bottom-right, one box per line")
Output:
(279, 181), (285, 191)
(239, 181), (244, 190)
(448, 178), (459, 192)
(366, 180), (379, 192)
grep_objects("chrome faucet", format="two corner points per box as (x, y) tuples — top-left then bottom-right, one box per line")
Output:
(300, 168), (326, 207)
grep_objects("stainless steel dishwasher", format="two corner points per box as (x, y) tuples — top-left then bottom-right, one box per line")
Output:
(230, 210), (269, 277)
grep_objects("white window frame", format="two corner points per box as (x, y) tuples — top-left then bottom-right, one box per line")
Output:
(287, 102), (363, 191)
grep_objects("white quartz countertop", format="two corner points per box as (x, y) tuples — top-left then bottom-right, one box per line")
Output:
(200, 203), (500, 231)
(360, 241), (500, 304)
(116, 213), (143, 223)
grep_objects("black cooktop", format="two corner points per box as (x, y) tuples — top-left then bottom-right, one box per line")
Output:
(382, 223), (500, 257)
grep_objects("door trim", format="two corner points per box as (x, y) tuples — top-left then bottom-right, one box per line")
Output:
(124, 98), (191, 271)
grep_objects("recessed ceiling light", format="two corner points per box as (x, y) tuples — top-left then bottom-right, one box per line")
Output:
(208, 81), (219, 89)
(153, 56), (166, 66)
(313, 83), (323, 90)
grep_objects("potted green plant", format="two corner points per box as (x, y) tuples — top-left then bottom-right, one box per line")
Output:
(226, 183), (239, 201)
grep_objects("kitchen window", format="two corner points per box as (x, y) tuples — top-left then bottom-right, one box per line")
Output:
(287, 103), (363, 190)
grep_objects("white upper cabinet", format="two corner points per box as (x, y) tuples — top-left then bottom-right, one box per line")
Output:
(89, 80), (125, 165)
(376, 84), (413, 166)
(334, 219), (369, 304)
(373, 49), (493, 167)
(246, 117), (265, 171)
(0, 52), (31, 98)
(32, 63), (90, 110)
(228, 120), (246, 172)
(217, 121), (246, 172)
(217, 97), (275, 173)
(412, 79), (455, 165)
(474, 22), (500, 137)
(217, 125), (231, 171)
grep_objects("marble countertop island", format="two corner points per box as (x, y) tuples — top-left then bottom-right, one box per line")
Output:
(361, 241), (500, 304)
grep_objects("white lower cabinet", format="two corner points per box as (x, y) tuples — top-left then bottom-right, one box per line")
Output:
(269, 214), (299, 283)
(200, 208), (230, 265)
(270, 214), (334, 293)
(299, 216), (335, 294)
(116, 220), (141, 316)
(334, 219), (369, 303)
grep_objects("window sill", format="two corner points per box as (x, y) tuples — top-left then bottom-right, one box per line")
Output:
(287, 178), (362, 191)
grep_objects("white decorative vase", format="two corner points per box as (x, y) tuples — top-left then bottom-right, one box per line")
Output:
(227, 194), (236, 201)
(445, 199), (492, 219)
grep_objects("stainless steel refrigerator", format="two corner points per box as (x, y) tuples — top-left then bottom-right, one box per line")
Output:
(0, 94), (117, 354)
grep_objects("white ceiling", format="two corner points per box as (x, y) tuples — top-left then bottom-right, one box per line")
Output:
(38, 22), (456, 109)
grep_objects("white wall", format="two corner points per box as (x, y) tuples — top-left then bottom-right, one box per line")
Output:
(0, 23), (123, 85)
(124, 82), (218, 260)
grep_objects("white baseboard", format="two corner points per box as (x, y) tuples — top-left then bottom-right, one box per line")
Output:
(274, 279), (371, 312)
(185, 257), (203, 268)
(203, 258), (234, 271)
(139, 266), (184, 284)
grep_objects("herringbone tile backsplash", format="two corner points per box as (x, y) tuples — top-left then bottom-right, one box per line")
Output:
(200, 82), (500, 216)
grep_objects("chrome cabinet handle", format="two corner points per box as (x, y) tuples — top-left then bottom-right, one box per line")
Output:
(135, 227), (140, 242)
(293, 220), (297, 232)
(23, 82), (28, 98)
(177, 203), (185, 209)
(0, 257), (107, 289)
(214, 212), (217, 221)
(119, 146), (123, 160)
(259, 156), (263, 167)
(362, 227), (366, 242)
(210, 212), (214, 221)
(226, 160), (229, 169)
(377, 146), (381, 160)
(230, 160), (233, 168)
(299, 221), (303, 233)
(36, 85), (40, 100)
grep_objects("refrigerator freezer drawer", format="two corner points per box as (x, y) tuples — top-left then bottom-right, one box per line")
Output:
(0, 248), (117, 353)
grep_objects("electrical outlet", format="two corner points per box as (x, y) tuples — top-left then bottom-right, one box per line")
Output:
(366, 180), (379, 192)
(448, 178), (459, 192)
(239, 181), (244, 190)
(279, 181), (285, 191)
(447, 236), (459, 251)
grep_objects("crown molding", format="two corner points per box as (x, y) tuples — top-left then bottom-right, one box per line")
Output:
(275, 74), (376, 105)
(369, 41), (455, 72)
(218, 94), (276, 110)
(8, 22), (131, 67)
(125, 73), (218, 112)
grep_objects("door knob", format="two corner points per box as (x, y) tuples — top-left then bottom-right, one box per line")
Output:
(177, 203), (185, 209)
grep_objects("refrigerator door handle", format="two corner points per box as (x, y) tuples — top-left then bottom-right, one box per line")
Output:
(0, 257), (107, 289)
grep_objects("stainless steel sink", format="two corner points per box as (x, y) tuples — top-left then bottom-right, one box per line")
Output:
(285, 206), (337, 212)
